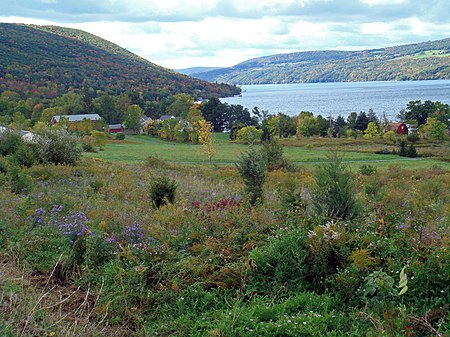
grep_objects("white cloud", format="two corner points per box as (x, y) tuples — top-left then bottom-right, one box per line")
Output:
(360, 0), (406, 5)
(2, 0), (450, 69)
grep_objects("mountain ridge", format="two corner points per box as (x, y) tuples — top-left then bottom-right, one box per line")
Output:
(0, 23), (240, 99)
(192, 38), (450, 85)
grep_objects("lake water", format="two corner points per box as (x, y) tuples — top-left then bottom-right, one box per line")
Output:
(221, 80), (450, 120)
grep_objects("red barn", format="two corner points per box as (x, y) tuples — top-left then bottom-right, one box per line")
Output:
(384, 122), (408, 135)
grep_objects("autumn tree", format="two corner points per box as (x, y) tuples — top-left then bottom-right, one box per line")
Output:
(197, 119), (216, 163)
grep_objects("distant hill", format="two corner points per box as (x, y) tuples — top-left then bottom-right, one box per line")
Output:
(192, 38), (450, 85)
(176, 67), (224, 76)
(0, 23), (240, 99)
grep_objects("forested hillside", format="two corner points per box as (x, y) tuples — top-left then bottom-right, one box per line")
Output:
(0, 23), (240, 99)
(194, 38), (450, 84)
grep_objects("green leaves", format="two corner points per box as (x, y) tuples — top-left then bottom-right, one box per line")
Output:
(398, 266), (408, 296)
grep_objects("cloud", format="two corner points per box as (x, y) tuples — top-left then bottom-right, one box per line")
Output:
(1, 0), (450, 68)
(2, 0), (449, 23)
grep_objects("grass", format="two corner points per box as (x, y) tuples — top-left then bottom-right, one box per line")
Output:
(1, 150), (449, 336)
(83, 133), (450, 170)
(410, 50), (450, 59)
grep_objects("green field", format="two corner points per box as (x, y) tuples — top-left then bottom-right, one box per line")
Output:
(84, 133), (450, 170)
(410, 49), (450, 59)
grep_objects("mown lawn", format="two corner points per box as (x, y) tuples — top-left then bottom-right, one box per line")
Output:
(84, 133), (450, 170)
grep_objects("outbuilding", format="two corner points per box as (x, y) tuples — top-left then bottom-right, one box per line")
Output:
(384, 122), (408, 135)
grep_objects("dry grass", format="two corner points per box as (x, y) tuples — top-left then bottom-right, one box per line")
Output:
(0, 254), (132, 337)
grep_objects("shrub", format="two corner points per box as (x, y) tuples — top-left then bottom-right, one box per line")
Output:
(33, 128), (81, 165)
(312, 152), (359, 220)
(0, 157), (7, 173)
(383, 130), (397, 143)
(359, 164), (377, 176)
(115, 132), (125, 140)
(8, 164), (33, 194)
(398, 139), (407, 157)
(150, 176), (177, 208)
(90, 130), (108, 150)
(406, 143), (417, 158)
(406, 132), (419, 143)
(0, 130), (22, 156)
(236, 146), (267, 205)
(81, 135), (96, 152)
(10, 143), (36, 167)
(249, 228), (310, 293)
(261, 139), (294, 172)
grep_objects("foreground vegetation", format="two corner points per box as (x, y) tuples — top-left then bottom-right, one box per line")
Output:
(1, 131), (449, 336)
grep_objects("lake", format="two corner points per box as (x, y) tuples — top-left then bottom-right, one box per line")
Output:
(221, 80), (450, 120)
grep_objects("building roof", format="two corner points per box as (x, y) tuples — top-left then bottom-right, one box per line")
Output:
(159, 115), (176, 121)
(108, 124), (124, 129)
(53, 114), (101, 122)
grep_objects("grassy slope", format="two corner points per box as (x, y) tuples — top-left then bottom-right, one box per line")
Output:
(84, 133), (450, 170)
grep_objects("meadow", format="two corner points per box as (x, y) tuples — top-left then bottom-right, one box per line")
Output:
(1, 132), (449, 336)
(84, 133), (450, 170)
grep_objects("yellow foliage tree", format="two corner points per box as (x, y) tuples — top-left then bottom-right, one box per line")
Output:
(197, 119), (216, 164)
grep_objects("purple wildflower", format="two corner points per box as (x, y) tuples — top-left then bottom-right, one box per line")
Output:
(57, 211), (90, 243)
(123, 223), (145, 244)
(33, 208), (46, 227)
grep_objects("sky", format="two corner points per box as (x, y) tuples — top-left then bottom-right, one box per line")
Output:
(2, 0), (450, 70)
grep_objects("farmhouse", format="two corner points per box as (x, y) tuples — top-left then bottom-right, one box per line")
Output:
(384, 122), (408, 135)
(51, 114), (102, 125)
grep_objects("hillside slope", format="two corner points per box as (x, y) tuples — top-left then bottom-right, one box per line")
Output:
(0, 23), (240, 99)
(193, 38), (450, 85)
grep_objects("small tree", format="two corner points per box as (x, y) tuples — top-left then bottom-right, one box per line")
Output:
(197, 120), (216, 164)
(236, 146), (267, 205)
(313, 152), (359, 220)
(364, 122), (380, 139)
(398, 140), (407, 157)
(150, 176), (177, 208)
(261, 139), (293, 172)
(406, 143), (417, 158)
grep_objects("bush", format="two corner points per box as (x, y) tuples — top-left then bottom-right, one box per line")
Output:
(0, 156), (9, 174)
(10, 143), (36, 167)
(406, 143), (417, 158)
(8, 164), (34, 194)
(0, 130), (22, 156)
(261, 139), (294, 172)
(383, 130), (397, 143)
(33, 128), (81, 165)
(236, 146), (267, 205)
(81, 135), (96, 152)
(406, 132), (420, 143)
(312, 152), (359, 220)
(249, 228), (310, 293)
(115, 132), (125, 140)
(150, 176), (177, 208)
(90, 130), (108, 150)
(359, 164), (377, 176)
(398, 139), (407, 157)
